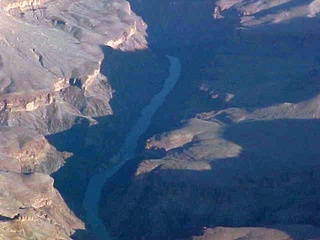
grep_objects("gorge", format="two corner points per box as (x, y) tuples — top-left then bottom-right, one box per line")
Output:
(1, 0), (320, 240)
(100, 0), (320, 239)
(83, 56), (181, 239)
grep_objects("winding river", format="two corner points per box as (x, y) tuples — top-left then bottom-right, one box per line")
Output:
(83, 56), (181, 239)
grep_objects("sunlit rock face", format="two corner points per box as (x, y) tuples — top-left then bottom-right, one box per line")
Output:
(0, 0), (147, 135)
(0, 0), (147, 238)
(216, 0), (320, 28)
(189, 226), (320, 240)
(0, 171), (84, 240)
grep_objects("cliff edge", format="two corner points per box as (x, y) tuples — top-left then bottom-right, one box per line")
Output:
(0, 0), (147, 238)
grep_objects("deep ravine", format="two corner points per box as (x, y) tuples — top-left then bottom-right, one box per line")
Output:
(83, 56), (181, 239)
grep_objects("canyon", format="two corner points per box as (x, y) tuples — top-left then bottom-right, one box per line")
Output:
(1, 0), (320, 240)
(101, 0), (320, 239)
(83, 56), (180, 240)
(0, 0), (150, 239)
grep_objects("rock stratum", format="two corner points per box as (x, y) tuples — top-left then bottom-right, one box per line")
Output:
(101, 0), (320, 239)
(0, 0), (147, 239)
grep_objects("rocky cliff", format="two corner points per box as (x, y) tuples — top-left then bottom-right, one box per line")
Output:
(101, 0), (320, 239)
(0, 0), (147, 238)
(189, 225), (320, 240)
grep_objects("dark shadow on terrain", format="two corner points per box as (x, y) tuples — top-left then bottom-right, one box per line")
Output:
(101, 46), (169, 122)
(258, 0), (314, 18)
(211, 16), (320, 108)
(128, 0), (320, 136)
(47, 117), (115, 240)
(140, 46), (226, 142)
(71, 229), (87, 240)
(128, 0), (237, 51)
(48, 3), (320, 240)
(253, 0), (314, 18)
(102, 118), (320, 239)
(98, 3), (320, 239)
(46, 47), (170, 239)
(131, 0), (320, 110)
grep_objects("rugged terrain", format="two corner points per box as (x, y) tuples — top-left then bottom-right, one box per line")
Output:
(0, 0), (148, 238)
(2, 0), (320, 239)
(101, 0), (320, 239)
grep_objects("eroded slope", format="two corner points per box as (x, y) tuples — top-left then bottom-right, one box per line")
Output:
(0, 0), (147, 238)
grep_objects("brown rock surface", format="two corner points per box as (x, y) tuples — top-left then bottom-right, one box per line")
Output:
(0, 126), (65, 173)
(0, 0), (147, 135)
(0, 171), (84, 239)
(188, 225), (320, 240)
(0, 0), (148, 238)
(216, 0), (320, 28)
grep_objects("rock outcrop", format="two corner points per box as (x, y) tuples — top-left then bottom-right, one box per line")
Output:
(216, 0), (320, 28)
(0, 171), (83, 240)
(188, 225), (320, 240)
(0, 0), (147, 238)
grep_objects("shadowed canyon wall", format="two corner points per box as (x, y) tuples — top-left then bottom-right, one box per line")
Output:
(101, 1), (320, 239)
(0, 0), (153, 238)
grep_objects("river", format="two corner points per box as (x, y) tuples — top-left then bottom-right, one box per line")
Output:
(83, 56), (181, 239)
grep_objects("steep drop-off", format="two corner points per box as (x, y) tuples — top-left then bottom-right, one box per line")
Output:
(101, 0), (320, 239)
(0, 0), (148, 239)
(83, 56), (180, 239)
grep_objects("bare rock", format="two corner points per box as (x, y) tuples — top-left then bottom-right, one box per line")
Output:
(0, 0), (148, 238)
(216, 0), (320, 30)
(189, 225), (320, 240)
(0, 171), (84, 239)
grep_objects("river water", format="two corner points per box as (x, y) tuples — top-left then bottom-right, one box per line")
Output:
(83, 56), (181, 239)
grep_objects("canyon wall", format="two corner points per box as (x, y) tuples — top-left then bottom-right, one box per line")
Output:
(101, 1), (320, 239)
(0, 0), (148, 238)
